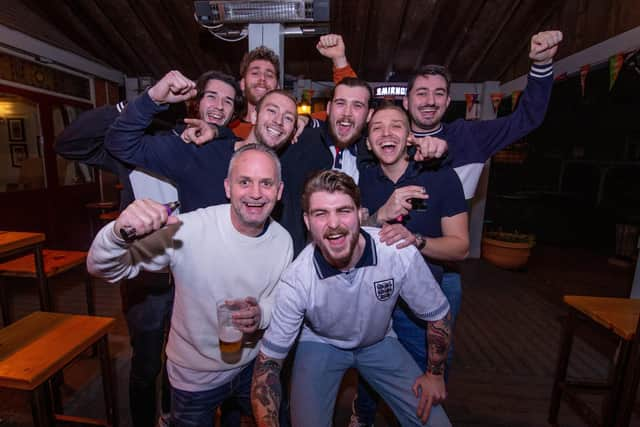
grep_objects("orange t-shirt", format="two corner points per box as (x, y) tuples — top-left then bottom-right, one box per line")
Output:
(229, 119), (253, 140)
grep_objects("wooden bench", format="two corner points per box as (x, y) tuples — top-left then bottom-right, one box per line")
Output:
(0, 249), (95, 325)
(549, 295), (640, 427)
(0, 311), (118, 426)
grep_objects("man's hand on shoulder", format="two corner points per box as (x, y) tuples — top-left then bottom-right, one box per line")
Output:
(316, 34), (348, 68)
(529, 31), (563, 65)
(148, 70), (197, 105)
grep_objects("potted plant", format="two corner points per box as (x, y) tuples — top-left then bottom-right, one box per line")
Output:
(481, 230), (535, 270)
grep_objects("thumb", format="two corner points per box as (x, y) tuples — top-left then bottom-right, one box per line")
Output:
(245, 296), (258, 306)
(166, 215), (181, 225)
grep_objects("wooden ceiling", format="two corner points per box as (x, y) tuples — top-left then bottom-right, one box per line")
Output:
(14, 0), (640, 84)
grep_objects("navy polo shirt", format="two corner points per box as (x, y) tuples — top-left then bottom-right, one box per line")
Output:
(359, 161), (467, 283)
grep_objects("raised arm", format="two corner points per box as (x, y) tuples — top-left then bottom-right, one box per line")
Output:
(251, 352), (285, 427)
(104, 71), (198, 180)
(316, 34), (358, 84)
(87, 199), (180, 283)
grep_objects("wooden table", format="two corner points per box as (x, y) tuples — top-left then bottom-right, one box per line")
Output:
(0, 311), (117, 426)
(0, 231), (48, 323)
(549, 296), (640, 427)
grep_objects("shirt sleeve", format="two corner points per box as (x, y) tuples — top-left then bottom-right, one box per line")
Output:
(333, 64), (358, 84)
(258, 236), (294, 330)
(259, 274), (307, 360)
(453, 63), (553, 165)
(104, 92), (192, 181)
(398, 249), (450, 321)
(439, 169), (468, 218)
(87, 220), (176, 283)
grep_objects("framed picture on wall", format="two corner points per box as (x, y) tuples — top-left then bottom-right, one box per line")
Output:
(8, 118), (25, 141)
(10, 144), (28, 167)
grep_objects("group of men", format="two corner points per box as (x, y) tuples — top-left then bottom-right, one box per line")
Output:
(57, 29), (563, 427)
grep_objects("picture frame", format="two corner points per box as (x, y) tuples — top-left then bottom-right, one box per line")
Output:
(8, 118), (25, 141)
(10, 144), (28, 168)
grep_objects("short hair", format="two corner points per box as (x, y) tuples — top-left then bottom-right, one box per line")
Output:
(195, 70), (244, 117)
(301, 170), (361, 213)
(369, 102), (410, 130)
(239, 46), (280, 81)
(407, 65), (452, 95)
(330, 77), (374, 108)
(255, 89), (298, 117)
(227, 143), (282, 183)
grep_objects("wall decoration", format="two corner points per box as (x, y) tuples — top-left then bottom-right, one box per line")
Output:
(10, 144), (28, 167)
(7, 118), (25, 141)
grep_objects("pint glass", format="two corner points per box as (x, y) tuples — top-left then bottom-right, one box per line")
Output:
(217, 299), (243, 361)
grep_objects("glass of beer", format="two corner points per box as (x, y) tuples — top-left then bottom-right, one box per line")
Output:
(217, 299), (244, 363)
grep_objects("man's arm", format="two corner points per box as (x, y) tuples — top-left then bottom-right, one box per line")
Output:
(251, 352), (284, 427)
(55, 103), (125, 174)
(87, 199), (180, 283)
(464, 31), (563, 160)
(316, 34), (358, 84)
(104, 71), (199, 181)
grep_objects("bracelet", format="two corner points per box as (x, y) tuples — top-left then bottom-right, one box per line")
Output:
(427, 364), (444, 376)
(414, 233), (426, 250)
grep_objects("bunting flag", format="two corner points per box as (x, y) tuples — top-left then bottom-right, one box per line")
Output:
(511, 90), (522, 111)
(554, 72), (568, 82)
(490, 93), (503, 113)
(464, 93), (479, 120)
(580, 64), (590, 97)
(609, 53), (624, 90)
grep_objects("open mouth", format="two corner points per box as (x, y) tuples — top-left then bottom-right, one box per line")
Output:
(325, 231), (347, 248)
(265, 125), (283, 138)
(379, 141), (398, 154)
(336, 120), (354, 136)
(418, 105), (437, 119)
(244, 201), (266, 214)
(206, 111), (225, 123)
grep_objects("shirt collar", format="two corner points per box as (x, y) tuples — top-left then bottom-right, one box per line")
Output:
(312, 229), (377, 279)
(375, 159), (421, 182)
(412, 123), (443, 138)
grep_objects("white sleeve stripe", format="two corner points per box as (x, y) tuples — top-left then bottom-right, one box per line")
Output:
(531, 64), (552, 73)
(529, 70), (553, 78)
(260, 340), (290, 359)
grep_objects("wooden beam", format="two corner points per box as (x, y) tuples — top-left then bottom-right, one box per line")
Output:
(463, 0), (522, 81)
(496, 1), (565, 81)
(411, 0), (446, 71)
(61, 0), (148, 74)
(443, 0), (488, 69)
(94, 0), (170, 77)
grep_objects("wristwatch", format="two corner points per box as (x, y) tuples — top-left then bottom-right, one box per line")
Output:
(414, 233), (426, 251)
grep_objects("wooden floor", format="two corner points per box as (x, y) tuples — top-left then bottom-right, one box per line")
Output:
(0, 244), (637, 426)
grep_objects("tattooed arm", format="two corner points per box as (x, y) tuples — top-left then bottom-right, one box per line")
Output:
(412, 311), (452, 424)
(251, 351), (285, 427)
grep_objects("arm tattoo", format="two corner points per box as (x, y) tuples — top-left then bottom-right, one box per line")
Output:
(426, 311), (452, 375)
(251, 352), (284, 427)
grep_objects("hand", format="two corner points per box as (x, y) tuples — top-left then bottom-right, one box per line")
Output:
(291, 116), (309, 144)
(412, 372), (447, 424)
(148, 70), (197, 104)
(114, 199), (180, 240)
(231, 297), (262, 334)
(529, 30), (563, 65)
(316, 34), (348, 68)
(379, 223), (416, 249)
(377, 186), (429, 223)
(409, 135), (448, 161)
(181, 118), (218, 145)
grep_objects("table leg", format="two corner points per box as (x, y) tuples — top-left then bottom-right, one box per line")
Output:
(603, 341), (630, 427)
(34, 244), (51, 312)
(31, 383), (54, 427)
(0, 278), (11, 326)
(98, 335), (119, 427)
(549, 310), (577, 425)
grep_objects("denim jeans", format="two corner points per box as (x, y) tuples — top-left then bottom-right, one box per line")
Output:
(170, 363), (254, 427)
(291, 338), (451, 427)
(354, 272), (462, 424)
(123, 272), (174, 427)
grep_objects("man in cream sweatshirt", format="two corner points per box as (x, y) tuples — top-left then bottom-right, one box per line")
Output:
(88, 144), (293, 427)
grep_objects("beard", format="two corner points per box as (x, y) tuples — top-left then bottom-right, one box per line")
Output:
(328, 116), (366, 149)
(316, 225), (360, 270)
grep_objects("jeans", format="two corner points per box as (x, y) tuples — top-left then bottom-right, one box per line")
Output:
(290, 338), (451, 427)
(170, 363), (254, 427)
(123, 272), (174, 427)
(354, 272), (462, 424)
